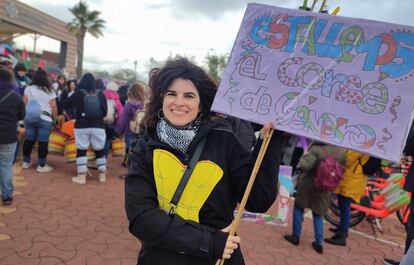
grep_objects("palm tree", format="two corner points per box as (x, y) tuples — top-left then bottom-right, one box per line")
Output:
(67, 1), (106, 78)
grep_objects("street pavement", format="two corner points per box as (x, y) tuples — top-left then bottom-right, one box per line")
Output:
(0, 154), (406, 265)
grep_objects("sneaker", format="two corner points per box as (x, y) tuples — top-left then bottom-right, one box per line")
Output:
(98, 172), (106, 183)
(72, 174), (86, 184)
(22, 162), (30, 169)
(36, 164), (53, 173)
(284, 234), (299, 246)
(383, 258), (400, 265)
(2, 197), (13, 206)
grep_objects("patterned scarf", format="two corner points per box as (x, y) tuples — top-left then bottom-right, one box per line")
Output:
(156, 118), (200, 155)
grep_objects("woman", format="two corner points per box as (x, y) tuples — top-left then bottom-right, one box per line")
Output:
(125, 58), (284, 265)
(61, 79), (77, 119)
(117, 82), (147, 166)
(64, 73), (107, 184)
(325, 151), (378, 246)
(284, 142), (346, 254)
(22, 68), (57, 172)
(0, 68), (25, 205)
(102, 81), (124, 156)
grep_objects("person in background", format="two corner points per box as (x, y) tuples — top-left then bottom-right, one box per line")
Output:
(61, 79), (78, 120)
(325, 151), (380, 246)
(116, 82), (146, 167)
(125, 58), (284, 264)
(284, 142), (346, 254)
(64, 73), (107, 184)
(0, 68), (25, 206)
(102, 81), (124, 157)
(95, 78), (105, 90)
(22, 68), (57, 173)
(13, 62), (31, 96)
(117, 84), (129, 106)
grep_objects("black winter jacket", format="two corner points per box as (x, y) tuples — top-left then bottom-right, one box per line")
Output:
(0, 89), (25, 144)
(125, 119), (283, 265)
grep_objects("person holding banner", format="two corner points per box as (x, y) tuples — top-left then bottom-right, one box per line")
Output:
(125, 58), (284, 265)
(284, 142), (346, 254)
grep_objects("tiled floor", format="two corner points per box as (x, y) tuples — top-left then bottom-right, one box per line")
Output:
(0, 154), (406, 264)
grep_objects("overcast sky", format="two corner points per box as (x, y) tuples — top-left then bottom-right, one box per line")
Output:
(17, 0), (414, 75)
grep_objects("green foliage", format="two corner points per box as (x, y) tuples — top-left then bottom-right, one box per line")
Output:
(204, 52), (228, 83)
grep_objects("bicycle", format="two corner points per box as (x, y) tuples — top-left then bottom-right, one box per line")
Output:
(324, 156), (412, 233)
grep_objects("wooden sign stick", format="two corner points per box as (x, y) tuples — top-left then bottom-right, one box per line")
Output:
(218, 129), (274, 265)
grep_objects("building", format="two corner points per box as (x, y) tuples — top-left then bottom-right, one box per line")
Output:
(0, 0), (76, 74)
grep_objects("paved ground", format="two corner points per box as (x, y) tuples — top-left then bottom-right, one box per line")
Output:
(0, 154), (406, 265)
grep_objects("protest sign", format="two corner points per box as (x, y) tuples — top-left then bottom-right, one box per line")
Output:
(211, 3), (414, 161)
(237, 166), (294, 226)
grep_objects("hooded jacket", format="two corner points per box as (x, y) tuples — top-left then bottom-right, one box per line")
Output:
(117, 100), (144, 136)
(64, 73), (107, 129)
(125, 119), (284, 265)
(294, 143), (346, 215)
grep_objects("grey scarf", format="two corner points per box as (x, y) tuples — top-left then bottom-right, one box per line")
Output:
(156, 118), (200, 154)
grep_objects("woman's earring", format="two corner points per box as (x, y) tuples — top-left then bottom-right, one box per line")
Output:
(158, 109), (164, 119)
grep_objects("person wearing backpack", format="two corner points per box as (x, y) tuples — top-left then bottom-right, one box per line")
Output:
(0, 68), (25, 205)
(116, 82), (146, 167)
(284, 142), (346, 254)
(325, 151), (379, 246)
(22, 68), (57, 173)
(64, 73), (108, 184)
(102, 81), (124, 157)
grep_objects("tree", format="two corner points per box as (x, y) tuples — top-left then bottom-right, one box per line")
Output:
(112, 68), (138, 83)
(67, 1), (106, 78)
(204, 51), (228, 83)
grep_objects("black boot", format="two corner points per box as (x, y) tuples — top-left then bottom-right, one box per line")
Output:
(329, 227), (349, 237)
(325, 234), (347, 246)
(284, 234), (299, 246)
(312, 242), (323, 254)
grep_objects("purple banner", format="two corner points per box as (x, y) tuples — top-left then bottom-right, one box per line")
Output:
(211, 3), (414, 162)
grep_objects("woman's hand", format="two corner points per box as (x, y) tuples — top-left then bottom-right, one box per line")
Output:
(220, 223), (241, 260)
(222, 235), (241, 259)
(259, 122), (274, 140)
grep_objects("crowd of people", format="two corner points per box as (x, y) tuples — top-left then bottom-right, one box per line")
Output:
(0, 58), (413, 265)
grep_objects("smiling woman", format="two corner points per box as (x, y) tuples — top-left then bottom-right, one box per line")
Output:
(125, 58), (285, 265)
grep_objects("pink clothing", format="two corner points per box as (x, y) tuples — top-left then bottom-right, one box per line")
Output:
(102, 89), (124, 122)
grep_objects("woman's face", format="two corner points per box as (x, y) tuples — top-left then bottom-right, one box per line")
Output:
(69, 82), (76, 91)
(58, 77), (65, 85)
(162, 78), (200, 127)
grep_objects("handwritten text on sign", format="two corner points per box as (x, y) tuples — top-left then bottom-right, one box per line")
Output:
(211, 3), (414, 161)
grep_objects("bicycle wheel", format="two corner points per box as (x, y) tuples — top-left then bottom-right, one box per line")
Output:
(324, 194), (366, 227)
(396, 204), (410, 225)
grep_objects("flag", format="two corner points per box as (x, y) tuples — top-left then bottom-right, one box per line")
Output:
(22, 48), (31, 68)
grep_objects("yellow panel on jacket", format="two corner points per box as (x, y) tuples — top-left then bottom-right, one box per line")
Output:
(153, 149), (223, 223)
(336, 150), (369, 203)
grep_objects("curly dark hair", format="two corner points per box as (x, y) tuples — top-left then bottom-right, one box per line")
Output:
(31, 68), (53, 94)
(144, 58), (218, 129)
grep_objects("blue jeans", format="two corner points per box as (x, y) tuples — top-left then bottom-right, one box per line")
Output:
(338, 194), (352, 235)
(0, 142), (17, 200)
(124, 133), (134, 150)
(24, 119), (53, 142)
(293, 205), (324, 246)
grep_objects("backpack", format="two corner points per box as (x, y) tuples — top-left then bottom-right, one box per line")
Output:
(81, 90), (102, 120)
(24, 88), (42, 124)
(313, 146), (345, 191)
(130, 109), (145, 134)
(103, 98), (116, 124)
